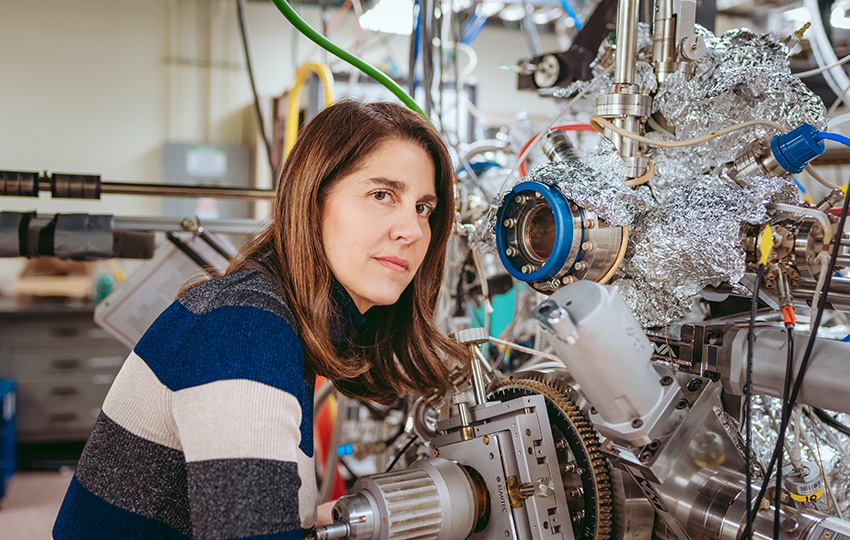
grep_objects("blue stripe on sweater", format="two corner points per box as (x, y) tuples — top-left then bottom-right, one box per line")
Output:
(53, 476), (191, 540)
(136, 301), (313, 456)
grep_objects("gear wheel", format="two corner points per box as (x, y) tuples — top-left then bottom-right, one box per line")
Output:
(489, 377), (613, 540)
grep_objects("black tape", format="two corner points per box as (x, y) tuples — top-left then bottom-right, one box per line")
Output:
(53, 214), (114, 260)
(0, 211), (34, 257)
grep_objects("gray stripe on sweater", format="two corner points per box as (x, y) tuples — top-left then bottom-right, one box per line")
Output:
(186, 458), (302, 540)
(75, 412), (193, 536)
(178, 271), (296, 328)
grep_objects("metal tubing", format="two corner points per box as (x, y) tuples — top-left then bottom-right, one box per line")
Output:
(614, 0), (640, 84)
(102, 181), (275, 200)
(721, 326), (850, 414)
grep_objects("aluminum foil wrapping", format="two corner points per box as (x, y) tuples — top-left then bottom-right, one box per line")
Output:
(614, 186), (770, 326)
(651, 27), (827, 193)
(750, 396), (850, 516)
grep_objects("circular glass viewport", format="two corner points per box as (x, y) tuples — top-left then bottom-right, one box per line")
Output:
(522, 202), (556, 263)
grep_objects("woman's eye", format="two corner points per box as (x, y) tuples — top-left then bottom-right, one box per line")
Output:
(372, 191), (389, 201)
(416, 203), (434, 217)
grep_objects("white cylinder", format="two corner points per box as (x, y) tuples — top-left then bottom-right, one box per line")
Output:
(535, 281), (664, 425)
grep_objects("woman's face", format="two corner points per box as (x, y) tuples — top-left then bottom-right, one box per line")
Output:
(321, 139), (437, 313)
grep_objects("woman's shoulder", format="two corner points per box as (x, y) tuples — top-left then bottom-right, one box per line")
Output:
(177, 270), (296, 330)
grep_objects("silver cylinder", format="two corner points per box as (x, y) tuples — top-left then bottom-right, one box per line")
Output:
(541, 130), (581, 163)
(335, 457), (478, 540)
(614, 0), (640, 84)
(720, 325), (850, 414)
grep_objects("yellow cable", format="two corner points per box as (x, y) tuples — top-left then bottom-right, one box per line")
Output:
(284, 63), (335, 158)
(589, 115), (786, 148)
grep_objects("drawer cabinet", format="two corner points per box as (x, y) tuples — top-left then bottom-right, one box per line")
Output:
(0, 300), (130, 443)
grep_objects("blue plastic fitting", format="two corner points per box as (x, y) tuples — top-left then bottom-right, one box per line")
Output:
(337, 444), (353, 457)
(770, 123), (825, 175)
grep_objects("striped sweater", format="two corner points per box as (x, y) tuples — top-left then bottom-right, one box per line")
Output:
(53, 270), (364, 540)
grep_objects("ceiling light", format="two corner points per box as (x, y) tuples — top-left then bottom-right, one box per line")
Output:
(359, 0), (414, 35)
(832, 4), (850, 29)
(478, 1), (505, 17)
(499, 4), (527, 22)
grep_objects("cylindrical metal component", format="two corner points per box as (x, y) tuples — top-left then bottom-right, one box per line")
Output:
(652, 0), (677, 83)
(103, 181), (275, 200)
(534, 281), (663, 426)
(314, 522), (350, 540)
(0, 170), (39, 197)
(541, 130), (581, 163)
(816, 189), (845, 213)
(594, 90), (652, 178)
(614, 0), (640, 85)
(468, 346), (487, 407)
(334, 458), (480, 540)
(727, 138), (789, 184)
(793, 276), (850, 311)
(720, 325), (850, 414)
(775, 268), (794, 307)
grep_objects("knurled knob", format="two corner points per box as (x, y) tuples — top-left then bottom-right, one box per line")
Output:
(449, 327), (489, 346)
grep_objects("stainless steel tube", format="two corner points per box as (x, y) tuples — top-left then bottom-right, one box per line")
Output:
(614, 0), (640, 84)
(720, 325), (850, 414)
(103, 181), (275, 200)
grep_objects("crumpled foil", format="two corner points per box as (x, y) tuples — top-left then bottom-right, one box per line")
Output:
(650, 27), (826, 193)
(750, 396), (850, 516)
(613, 185), (770, 326)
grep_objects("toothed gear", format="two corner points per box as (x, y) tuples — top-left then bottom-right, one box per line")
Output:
(489, 377), (613, 540)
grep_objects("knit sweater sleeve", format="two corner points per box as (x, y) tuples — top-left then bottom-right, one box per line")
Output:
(139, 289), (314, 540)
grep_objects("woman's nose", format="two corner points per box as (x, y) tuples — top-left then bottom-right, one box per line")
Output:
(390, 208), (425, 243)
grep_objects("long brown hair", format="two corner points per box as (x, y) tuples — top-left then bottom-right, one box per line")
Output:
(229, 100), (466, 403)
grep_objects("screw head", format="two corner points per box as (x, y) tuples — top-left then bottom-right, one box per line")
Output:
(631, 418), (643, 429)
(660, 376), (673, 386)
(687, 378), (704, 392)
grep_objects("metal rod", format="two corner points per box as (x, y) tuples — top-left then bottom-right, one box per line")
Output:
(102, 181), (275, 200)
(468, 345), (488, 406)
(614, 0), (640, 84)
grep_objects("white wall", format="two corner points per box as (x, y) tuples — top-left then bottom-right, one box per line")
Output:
(1, 0), (560, 216)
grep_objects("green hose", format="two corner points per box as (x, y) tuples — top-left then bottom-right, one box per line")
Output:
(271, 0), (427, 119)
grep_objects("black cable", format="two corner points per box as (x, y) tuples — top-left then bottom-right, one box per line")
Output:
(236, 0), (275, 180)
(774, 326), (794, 540)
(744, 264), (764, 539)
(742, 184), (850, 539)
(386, 434), (418, 472)
(813, 407), (850, 438)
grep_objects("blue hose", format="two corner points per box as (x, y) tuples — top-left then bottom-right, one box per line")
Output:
(461, 12), (488, 45)
(819, 131), (850, 149)
(558, 0), (583, 30)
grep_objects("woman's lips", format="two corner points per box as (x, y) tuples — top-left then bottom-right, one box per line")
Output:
(375, 256), (409, 272)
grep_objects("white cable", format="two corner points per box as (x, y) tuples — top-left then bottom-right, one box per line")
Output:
(791, 405), (803, 470)
(828, 112), (850, 128)
(488, 336), (563, 363)
(811, 251), (832, 310)
(795, 51), (850, 78)
(590, 116), (786, 148)
(803, 0), (850, 106)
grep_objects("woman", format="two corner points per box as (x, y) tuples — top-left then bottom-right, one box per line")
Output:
(53, 100), (467, 540)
